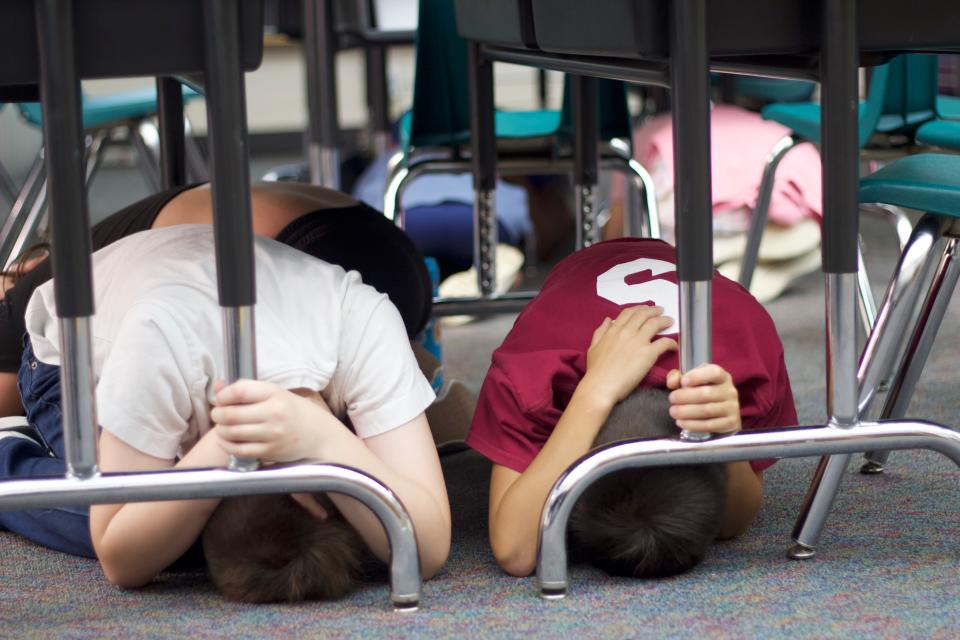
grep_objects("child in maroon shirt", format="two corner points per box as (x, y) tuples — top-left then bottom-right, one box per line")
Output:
(468, 238), (797, 577)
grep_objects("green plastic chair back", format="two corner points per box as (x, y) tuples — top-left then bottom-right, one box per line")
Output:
(408, 0), (471, 149)
(733, 77), (816, 103)
(557, 79), (633, 141)
(407, 0), (633, 150)
(860, 153), (960, 218)
(763, 54), (939, 148)
(876, 54), (939, 133)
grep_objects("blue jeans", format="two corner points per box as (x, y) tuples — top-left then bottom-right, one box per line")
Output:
(0, 338), (94, 557)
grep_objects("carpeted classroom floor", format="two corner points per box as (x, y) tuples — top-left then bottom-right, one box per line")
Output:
(1, 165), (959, 639)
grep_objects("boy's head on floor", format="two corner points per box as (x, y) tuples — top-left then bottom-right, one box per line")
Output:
(569, 387), (727, 578)
(202, 492), (370, 603)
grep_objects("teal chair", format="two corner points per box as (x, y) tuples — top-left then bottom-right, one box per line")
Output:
(383, 0), (658, 244)
(738, 55), (941, 327)
(916, 118), (960, 149)
(0, 84), (204, 269)
(788, 153), (960, 558)
(713, 75), (816, 104)
(937, 96), (960, 120)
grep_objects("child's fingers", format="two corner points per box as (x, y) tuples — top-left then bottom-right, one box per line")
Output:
(636, 315), (675, 341)
(210, 402), (271, 426)
(669, 383), (735, 407)
(678, 363), (731, 388)
(290, 493), (330, 521)
(669, 399), (739, 421)
(217, 438), (269, 459)
(675, 415), (741, 434)
(590, 317), (613, 347)
(666, 369), (682, 390)
(215, 379), (274, 405)
(650, 336), (679, 357)
(618, 304), (664, 332)
(215, 423), (273, 443)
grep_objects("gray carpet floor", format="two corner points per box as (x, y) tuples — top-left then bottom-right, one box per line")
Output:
(1, 160), (959, 638)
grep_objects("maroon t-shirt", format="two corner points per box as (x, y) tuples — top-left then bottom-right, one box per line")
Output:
(467, 238), (797, 474)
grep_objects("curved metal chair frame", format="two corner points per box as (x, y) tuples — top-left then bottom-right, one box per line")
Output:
(537, 419), (960, 598)
(383, 142), (660, 317)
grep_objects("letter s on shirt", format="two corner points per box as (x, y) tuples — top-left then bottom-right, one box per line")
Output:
(596, 258), (679, 336)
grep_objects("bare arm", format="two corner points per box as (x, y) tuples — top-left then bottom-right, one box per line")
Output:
(89, 429), (231, 588)
(488, 305), (679, 576)
(489, 383), (618, 576)
(718, 462), (763, 539)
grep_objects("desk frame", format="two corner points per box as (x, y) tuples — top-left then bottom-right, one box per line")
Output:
(461, 0), (960, 597)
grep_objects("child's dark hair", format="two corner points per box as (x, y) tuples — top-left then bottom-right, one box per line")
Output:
(202, 492), (370, 603)
(568, 387), (727, 578)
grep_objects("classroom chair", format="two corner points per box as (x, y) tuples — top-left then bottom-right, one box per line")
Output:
(789, 152), (960, 557)
(0, 84), (204, 270)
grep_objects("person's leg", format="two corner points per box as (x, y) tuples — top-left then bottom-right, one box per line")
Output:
(0, 339), (94, 557)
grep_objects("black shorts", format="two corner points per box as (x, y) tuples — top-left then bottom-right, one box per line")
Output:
(0, 185), (431, 372)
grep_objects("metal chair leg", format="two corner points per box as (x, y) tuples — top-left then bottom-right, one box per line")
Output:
(0, 161), (18, 203)
(856, 239), (878, 333)
(630, 158), (660, 239)
(184, 125), (209, 183)
(788, 215), (951, 557)
(468, 42), (498, 298)
(862, 203), (913, 253)
(861, 224), (960, 473)
(0, 150), (45, 267)
(572, 75), (600, 249)
(739, 134), (798, 289)
(383, 149), (408, 225)
(1, 131), (105, 271)
(131, 123), (163, 192)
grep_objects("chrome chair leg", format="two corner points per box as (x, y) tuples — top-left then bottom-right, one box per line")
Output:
(0, 161), (17, 203)
(856, 239), (878, 333)
(788, 215), (950, 557)
(861, 227), (960, 473)
(739, 134), (798, 289)
(629, 158), (660, 239)
(184, 121), (209, 183)
(383, 149), (409, 225)
(610, 156), (660, 240)
(130, 123), (163, 192)
(0, 150), (45, 268)
(862, 203), (913, 253)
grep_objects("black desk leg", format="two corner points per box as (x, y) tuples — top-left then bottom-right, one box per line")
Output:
(366, 44), (391, 158)
(670, 0), (712, 442)
(789, 0), (861, 560)
(572, 75), (600, 248)
(468, 43), (498, 298)
(156, 77), (187, 189)
(203, 0), (258, 471)
(304, 0), (341, 188)
(35, 0), (98, 479)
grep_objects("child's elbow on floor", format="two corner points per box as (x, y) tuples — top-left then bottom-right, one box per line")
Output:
(492, 543), (536, 578)
(97, 552), (154, 589)
(421, 538), (452, 580)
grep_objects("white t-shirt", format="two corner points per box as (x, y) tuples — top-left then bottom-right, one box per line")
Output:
(25, 225), (435, 460)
